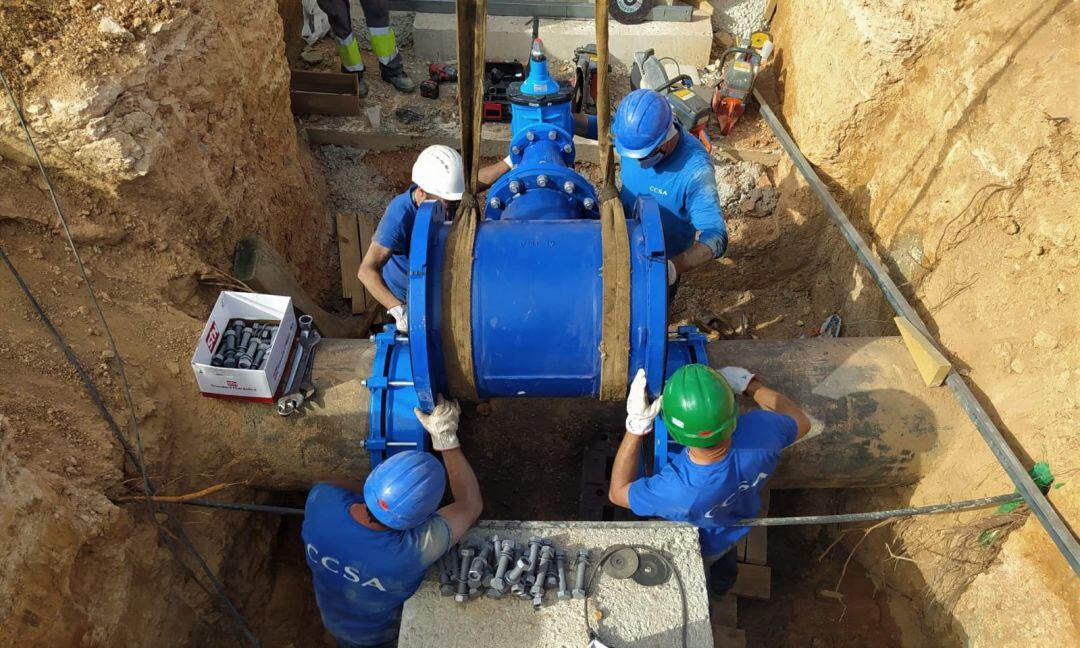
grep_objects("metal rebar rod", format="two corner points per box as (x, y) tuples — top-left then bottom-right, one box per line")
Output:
(734, 493), (1015, 526)
(753, 87), (1080, 576)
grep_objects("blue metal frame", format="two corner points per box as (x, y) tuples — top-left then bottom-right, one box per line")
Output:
(365, 326), (427, 468)
(652, 326), (709, 473)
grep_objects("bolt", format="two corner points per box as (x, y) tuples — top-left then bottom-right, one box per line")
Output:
(508, 180), (522, 195)
(299, 314), (313, 331)
(536, 175), (549, 188)
(562, 143), (573, 155)
(530, 544), (554, 604)
(211, 352), (225, 367)
(583, 197), (596, 211)
(489, 197), (502, 210)
(231, 320), (244, 341)
(548, 129), (558, 140)
(526, 130), (536, 141)
(487, 539), (514, 597)
(505, 537), (540, 586)
(239, 326), (253, 351)
(438, 554), (454, 596)
(572, 549), (590, 599)
(237, 338), (259, 369)
(563, 181), (575, 194)
(223, 328), (238, 352)
(511, 145), (521, 156)
(455, 547), (474, 603)
(546, 548), (558, 588)
(468, 541), (495, 588)
(223, 349), (238, 368)
(556, 550), (571, 600)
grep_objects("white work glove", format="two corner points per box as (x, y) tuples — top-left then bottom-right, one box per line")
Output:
(388, 304), (408, 332)
(719, 366), (756, 395)
(625, 369), (663, 436)
(667, 260), (678, 286)
(414, 396), (461, 451)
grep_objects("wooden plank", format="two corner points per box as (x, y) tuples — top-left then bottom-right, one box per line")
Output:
(710, 593), (738, 628)
(735, 537), (747, 562)
(356, 213), (379, 315)
(731, 563), (770, 600)
(290, 91), (361, 116)
(712, 625), (747, 648)
(894, 316), (951, 387)
(336, 213), (363, 307)
(744, 489), (769, 565)
(290, 70), (359, 95)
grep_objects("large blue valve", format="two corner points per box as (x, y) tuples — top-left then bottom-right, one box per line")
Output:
(365, 40), (703, 469)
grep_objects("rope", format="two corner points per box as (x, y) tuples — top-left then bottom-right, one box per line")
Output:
(440, 0), (488, 402)
(595, 0), (632, 401)
(0, 69), (259, 647)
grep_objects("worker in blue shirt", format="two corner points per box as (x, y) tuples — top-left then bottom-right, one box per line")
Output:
(574, 89), (729, 286)
(358, 145), (511, 332)
(302, 396), (481, 647)
(608, 364), (810, 598)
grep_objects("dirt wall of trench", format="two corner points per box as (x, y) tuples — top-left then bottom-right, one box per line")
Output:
(1, 0), (334, 644)
(770, 0), (1079, 644)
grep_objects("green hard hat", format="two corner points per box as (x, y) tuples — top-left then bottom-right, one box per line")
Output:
(661, 364), (738, 447)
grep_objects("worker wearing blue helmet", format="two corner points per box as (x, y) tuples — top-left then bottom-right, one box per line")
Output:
(302, 397), (481, 647)
(575, 89), (729, 285)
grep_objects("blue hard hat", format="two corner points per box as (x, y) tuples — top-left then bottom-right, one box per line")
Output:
(363, 451), (446, 529)
(612, 89), (674, 159)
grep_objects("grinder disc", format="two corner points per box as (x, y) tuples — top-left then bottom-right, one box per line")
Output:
(604, 547), (640, 579)
(632, 551), (671, 587)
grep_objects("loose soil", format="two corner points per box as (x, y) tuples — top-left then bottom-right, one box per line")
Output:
(1, 1), (1076, 647)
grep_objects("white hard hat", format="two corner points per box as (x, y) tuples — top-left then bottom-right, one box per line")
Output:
(412, 145), (465, 201)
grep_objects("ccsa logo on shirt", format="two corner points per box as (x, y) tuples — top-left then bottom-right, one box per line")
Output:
(307, 543), (387, 592)
(649, 186), (669, 196)
(703, 472), (770, 518)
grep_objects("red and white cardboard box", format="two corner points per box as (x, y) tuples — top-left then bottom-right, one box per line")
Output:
(191, 291), (297, 403)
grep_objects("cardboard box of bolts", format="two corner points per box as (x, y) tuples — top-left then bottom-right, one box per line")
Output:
(190, 291), (298, 403)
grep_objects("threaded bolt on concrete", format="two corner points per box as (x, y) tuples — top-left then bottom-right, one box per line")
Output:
(556, 550), (570, 600)
(488, 539), (514, 597)
(530, 544), (554, 601)
(572, 548), (590, 599)
(455, 547), (474, 603)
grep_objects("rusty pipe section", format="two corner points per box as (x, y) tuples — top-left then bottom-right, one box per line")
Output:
(188, 337), (961, 490)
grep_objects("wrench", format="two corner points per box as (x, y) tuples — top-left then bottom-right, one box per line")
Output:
(277, 316), (320, 416)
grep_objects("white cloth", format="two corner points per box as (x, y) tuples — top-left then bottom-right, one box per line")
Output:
(301, 0), (331, 45)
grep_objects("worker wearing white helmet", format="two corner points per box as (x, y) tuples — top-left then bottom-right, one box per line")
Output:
(358, 145), (509, 332)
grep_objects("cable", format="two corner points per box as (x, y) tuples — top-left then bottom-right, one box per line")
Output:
(733, 493), (1017, 527)
(583, 544), (689, 648)
(1, 68), (258, 647)
(186, 499), (306, 516)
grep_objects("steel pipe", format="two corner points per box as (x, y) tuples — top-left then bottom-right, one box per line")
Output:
(182, 337), (966, 491)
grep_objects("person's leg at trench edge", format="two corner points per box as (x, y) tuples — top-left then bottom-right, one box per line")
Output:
(358, 0), (415, 93)
(707, 547), (739, 599)
(316, 0), (369, 97)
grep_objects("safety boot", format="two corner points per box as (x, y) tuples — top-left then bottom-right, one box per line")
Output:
(336, 34), (369, 98)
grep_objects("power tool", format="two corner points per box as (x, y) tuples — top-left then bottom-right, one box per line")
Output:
(571, 44), (600, 115)
(630, 49), (712, 149)
(712, 32), (772, 135)
(420, 62), (458, 99)
(482, 61), (525, 122)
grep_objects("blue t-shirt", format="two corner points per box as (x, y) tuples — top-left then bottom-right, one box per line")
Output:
(617, 125), (728, 259)
(371, 186), (420, 303)
(302, 483), (451, 645)
(628, 410), (797, 556)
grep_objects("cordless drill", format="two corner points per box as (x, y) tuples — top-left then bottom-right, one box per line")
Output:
(420, 62), (458, 99)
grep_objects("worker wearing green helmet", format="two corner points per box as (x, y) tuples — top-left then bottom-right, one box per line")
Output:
(608, 365), (811, 599)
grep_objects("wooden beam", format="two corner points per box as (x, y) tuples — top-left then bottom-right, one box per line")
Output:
(731, 563), (770, 600)
(894, 316), (951, 387)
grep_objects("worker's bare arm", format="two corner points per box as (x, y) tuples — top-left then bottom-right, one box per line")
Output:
(671, 241), (715, 276)
(746, 378), (812, 440)
(608, 433), (643, 509)
(477, 159), (511, 192)
(436, 447), (484, 544)
(357, 241), (404, 310)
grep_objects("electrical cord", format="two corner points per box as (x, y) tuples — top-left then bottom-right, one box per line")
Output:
(582, 544), (689, 648)
(1, 68), (258, 647)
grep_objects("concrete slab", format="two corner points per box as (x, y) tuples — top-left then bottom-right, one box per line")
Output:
(411, 12), (714, 67)
(399, 520), (713, 648)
